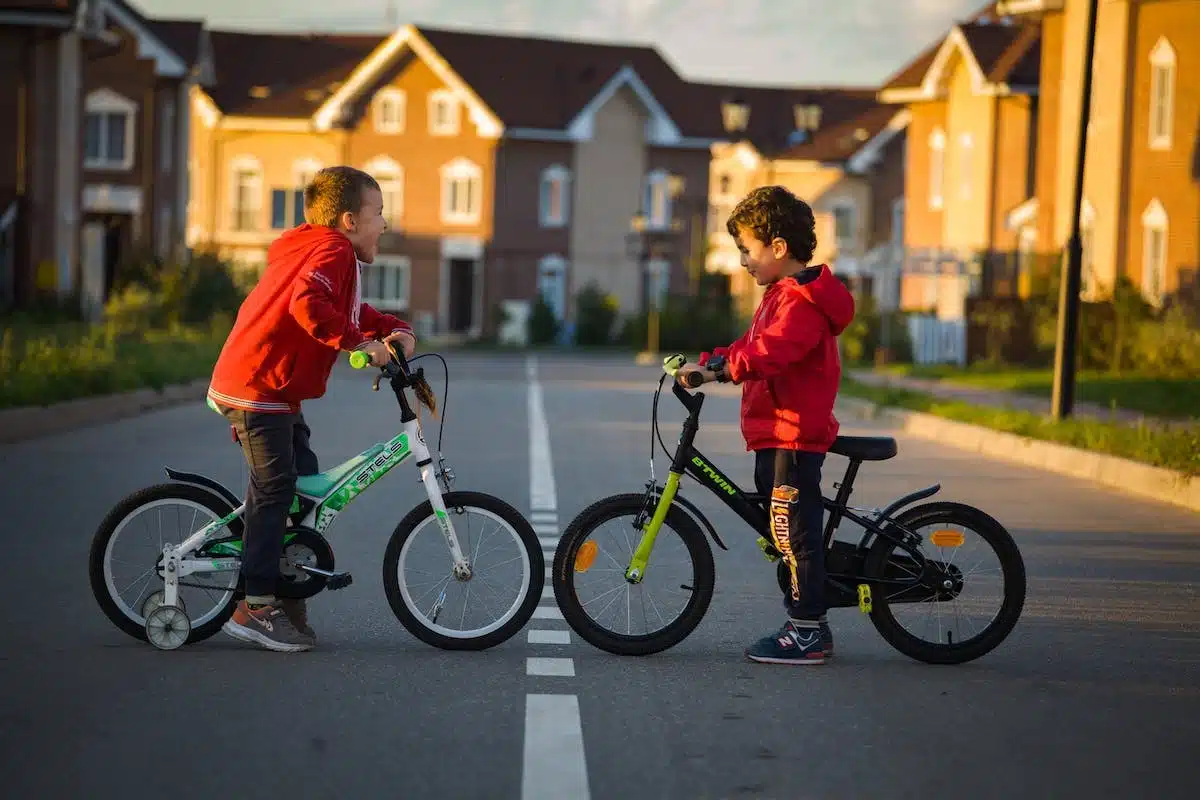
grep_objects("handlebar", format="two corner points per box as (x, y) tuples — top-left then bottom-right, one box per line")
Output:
(662, 353), (705, 388)
(349, 345), (414, 383)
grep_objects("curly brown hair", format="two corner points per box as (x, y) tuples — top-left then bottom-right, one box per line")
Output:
(725, 185), (817, 263)
(303, 166), (381, 227)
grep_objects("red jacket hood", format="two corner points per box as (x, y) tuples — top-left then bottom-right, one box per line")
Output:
(768, 264), (855, 336)
(268, 223), (353, 263)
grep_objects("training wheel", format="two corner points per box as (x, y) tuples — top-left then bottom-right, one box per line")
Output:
(141, 590), (187, 620)
(145, 605), (191, 650)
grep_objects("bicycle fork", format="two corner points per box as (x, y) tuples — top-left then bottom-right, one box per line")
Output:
(624, 470), (683, 583)
(413, 432), (471, 580)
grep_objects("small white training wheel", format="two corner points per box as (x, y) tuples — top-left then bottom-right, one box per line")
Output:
(141, 590), (187, 619)
(145, 605), (191, 650)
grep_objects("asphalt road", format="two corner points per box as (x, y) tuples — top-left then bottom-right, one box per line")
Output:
(1, 350), (1197, 799)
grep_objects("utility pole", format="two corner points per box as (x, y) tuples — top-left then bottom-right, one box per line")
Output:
(1050, 0), (1099, 420)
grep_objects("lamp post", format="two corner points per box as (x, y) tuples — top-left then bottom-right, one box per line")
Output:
(627, 211), (660, 359)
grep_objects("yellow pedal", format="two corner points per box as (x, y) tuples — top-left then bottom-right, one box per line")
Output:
(756, 536), (780, 562)
(857, 583), (873, 613)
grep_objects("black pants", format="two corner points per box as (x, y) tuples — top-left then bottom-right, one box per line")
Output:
(754, 448), (826, 620)
(219, 406), (319, 598)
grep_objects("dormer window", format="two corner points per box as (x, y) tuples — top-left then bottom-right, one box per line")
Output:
(794, 104), (822, 131)
(721, 101), (750, 133)
(374, 88), (405, 134)
(429, 89), (459, 136)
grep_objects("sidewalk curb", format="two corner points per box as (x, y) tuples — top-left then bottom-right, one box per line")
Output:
(838, 397), (1200, 514)
(0, 379), (211, 445)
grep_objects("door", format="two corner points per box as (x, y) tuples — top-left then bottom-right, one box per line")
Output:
(447, 257), (475, 333)
(81, 222), (107, 322)
(537, 256), (566, 320)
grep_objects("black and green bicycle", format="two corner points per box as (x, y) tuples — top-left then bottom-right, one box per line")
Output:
(550, 354), (1027, 665)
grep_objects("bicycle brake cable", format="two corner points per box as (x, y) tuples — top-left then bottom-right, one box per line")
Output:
(409, 353), (450, 454)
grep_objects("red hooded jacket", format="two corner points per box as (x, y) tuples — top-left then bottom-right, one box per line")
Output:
(208, 225), (414, 414)
(701, 264), (855, 453)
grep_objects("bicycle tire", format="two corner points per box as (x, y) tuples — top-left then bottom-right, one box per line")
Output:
(88, 483), (242, 645)
(552, 493), (716, 656)
(382, 490), (544, 651)
(864, 501), (1026, 665)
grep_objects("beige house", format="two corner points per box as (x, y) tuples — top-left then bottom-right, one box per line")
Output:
(697, 86), (908, 318)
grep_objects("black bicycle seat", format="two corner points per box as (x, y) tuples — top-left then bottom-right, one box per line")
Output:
(829, 435), (898, 462)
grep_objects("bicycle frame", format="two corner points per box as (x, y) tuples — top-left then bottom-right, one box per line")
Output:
(626, 374), (936, 589)
(156, 355), (468, 610)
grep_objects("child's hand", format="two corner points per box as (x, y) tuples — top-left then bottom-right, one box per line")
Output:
(676, 363), (711, 388)
(384, 330), (416, 359)
(361, 340), (392, 367)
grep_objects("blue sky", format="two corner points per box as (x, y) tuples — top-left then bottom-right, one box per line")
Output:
(132, 0), (985, 86)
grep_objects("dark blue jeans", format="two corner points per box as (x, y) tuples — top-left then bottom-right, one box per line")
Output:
(754, 448), (826, 620)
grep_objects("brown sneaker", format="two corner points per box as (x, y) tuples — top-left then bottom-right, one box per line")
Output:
(278, 598), (316, 640)
(222, 600), (314, 652)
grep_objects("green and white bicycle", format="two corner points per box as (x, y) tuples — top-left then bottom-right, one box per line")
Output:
(88, 349), (544, 651)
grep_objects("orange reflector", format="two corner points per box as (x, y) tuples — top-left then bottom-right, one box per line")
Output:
(574, 541), (599, 572)
(930, 529), (965, 547)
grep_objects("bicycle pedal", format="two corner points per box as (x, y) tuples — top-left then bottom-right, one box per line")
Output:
(857, 583), (872, 613)
(756, 536), (781, 562)
(326, 572), (353, 590)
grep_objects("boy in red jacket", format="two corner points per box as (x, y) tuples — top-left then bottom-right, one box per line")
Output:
(676, 185), (854, 665)
(208, 165), (415, 653)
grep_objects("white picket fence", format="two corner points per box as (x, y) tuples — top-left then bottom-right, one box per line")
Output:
(907, 314), (967, 366)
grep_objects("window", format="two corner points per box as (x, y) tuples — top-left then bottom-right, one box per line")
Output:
(374, 88), (406, 134)
(717, 173), (732, 196)
(832, 202), (856, 251)
(359, 255), (411, 311)
(159, 93), (175, 173)
(1149, 38), (1175, 150)
(270, 158), (322, 230)
(429, 89), (459, 135)
(928, 128), (945, 210)
(84, 89), (135, 170)
(440, 158), (482, 224)
(365, 156), (404, 228)
(644, 170), (672, 229)
(230, 155), (262, 231)
(721, 102), (750, 133)
(1141, 198), (1168, 305)
(539, 165), (570, 227)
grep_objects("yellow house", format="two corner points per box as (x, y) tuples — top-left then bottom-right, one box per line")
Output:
(997, 0), (1199, 306)
(698, 85), (908, 318)
(878, 3), (1042, 316)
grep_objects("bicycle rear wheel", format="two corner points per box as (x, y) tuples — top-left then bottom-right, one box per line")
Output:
(864, 501), (1026, 665)
(382, 491), (543, 651)
(552, 494), (715, 656)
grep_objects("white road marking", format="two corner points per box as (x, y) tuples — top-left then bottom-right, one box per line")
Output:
(533, 606), (564, 620)
(528, 629), (571, 645)
(534, 523), (559, 535)
(527, 356), (556, 514)
(522, 694), (590, 800)
(526, 657), (576, 677)
(541, 586), (555, 601)
(531, 511), (558, 524)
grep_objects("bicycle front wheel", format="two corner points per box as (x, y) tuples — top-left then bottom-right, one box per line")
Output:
(552, 494), (715, 656)
(382, 491), (544, 651)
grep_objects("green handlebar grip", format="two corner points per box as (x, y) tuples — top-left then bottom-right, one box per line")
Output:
(662, 353), (687, 375)
(349, 350), (371, 369)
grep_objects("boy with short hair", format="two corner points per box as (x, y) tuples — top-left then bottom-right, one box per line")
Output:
(208, 165), (416, 653)
(676, 185), (855, 665)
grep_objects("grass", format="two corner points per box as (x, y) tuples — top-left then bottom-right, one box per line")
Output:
(0, 318), (230, 409)
(839, 376), (1200, 476)
(874, 363), (1199, 420)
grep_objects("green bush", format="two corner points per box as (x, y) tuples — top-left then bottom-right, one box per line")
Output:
(572, 283), (620, 346)
(527, 294), (561, 345)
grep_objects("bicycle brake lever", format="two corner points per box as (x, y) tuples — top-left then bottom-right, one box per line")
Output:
(371, 374), (383, 392)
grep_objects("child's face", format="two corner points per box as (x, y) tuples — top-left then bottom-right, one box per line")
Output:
(735, 226), (789, 285)
(342, 187), (387, 263)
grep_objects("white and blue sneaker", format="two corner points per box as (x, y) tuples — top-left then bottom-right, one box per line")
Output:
(745, 619), (826, 665)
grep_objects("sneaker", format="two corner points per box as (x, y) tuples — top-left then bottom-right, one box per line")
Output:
(820, 619), (834, 658)
(222, 600), (314, 652)
(278, 598), (316, 640)
(745, 619), (825, 665)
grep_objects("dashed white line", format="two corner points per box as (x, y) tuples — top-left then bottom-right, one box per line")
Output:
(526, 656), (576, 677)
(528, 629), (571, 645)
(532, 606), (564, 620)
(522, 695), (590, 800)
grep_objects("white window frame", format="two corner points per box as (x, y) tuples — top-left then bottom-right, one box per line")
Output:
(84, 88), (136, 171)
(539, 165), (570, 228)
(928, 127), (946, 211)
(429, 89), (460, 136)
(830, 200), (857, 253)
(230, 154), (263, 232)
(360, 254), (411, 311)
(645, 169), (672, 229)
(1141, 198), (1168, 306)
(374, 87), (406, 134)
(365, 155), (404, 229)
(1148, 37), (1175, 151)
(440, 157), (482, 225)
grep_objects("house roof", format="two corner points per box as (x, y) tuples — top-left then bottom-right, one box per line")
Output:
(146, 18), (204, 67)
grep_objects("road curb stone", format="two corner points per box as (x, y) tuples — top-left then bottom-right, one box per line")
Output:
(837, 396), (1199, 513)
